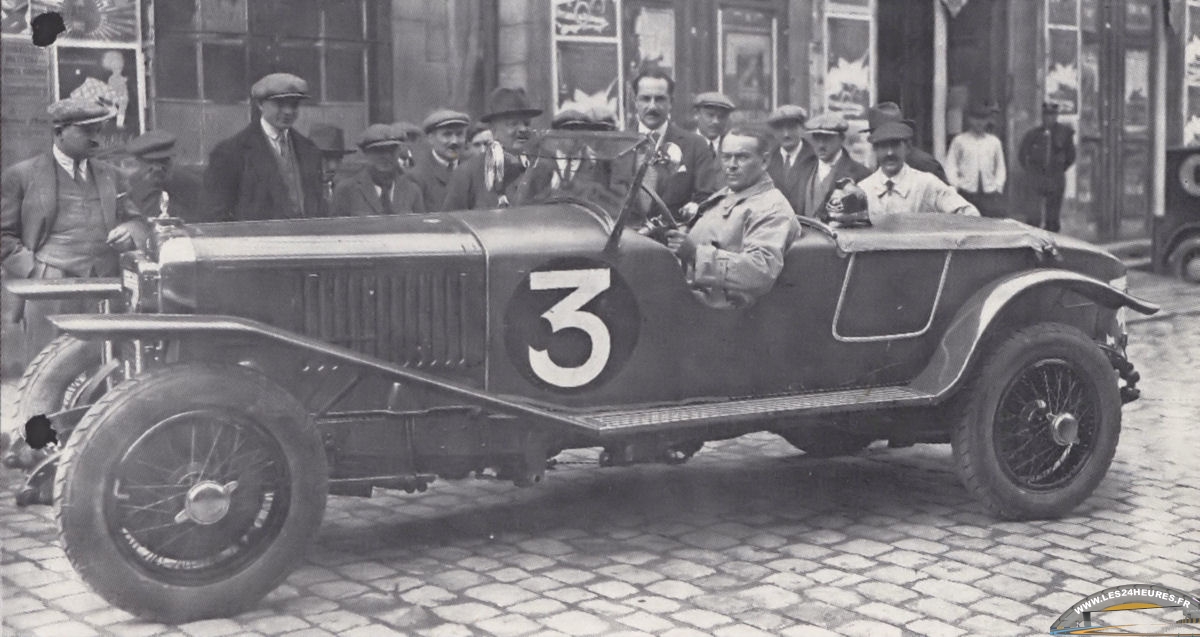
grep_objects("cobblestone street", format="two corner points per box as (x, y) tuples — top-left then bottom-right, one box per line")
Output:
(2, 277), (1199, 637)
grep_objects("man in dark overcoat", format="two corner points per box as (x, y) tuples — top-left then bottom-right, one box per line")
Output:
(332, 124), (425, 216)
(766, 104), (816, 215)
(203, 73), (326, 221)
(1017, 102), (1076, 232)
(796, 112), (871, 218)
(407, 109), (470, 212)
(443, 87), (543, 211)
(0, 98), (149, 363)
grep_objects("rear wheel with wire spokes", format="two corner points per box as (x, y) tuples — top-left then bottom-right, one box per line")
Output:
(54, 363), (327, 622)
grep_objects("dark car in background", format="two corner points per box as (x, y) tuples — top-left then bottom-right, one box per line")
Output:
(3, 131), (1158, 621)
(1153, 146), (1200, 282)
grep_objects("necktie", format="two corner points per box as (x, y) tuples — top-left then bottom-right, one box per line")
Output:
(380, 182), (392, 213)
(73, 160), (83, 182)
(884, 179), (896, 195)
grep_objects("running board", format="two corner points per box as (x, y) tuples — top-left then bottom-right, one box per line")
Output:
(571, 386), (935, 434)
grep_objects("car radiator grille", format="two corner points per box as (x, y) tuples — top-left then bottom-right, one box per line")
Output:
(300, 269), (482, 369)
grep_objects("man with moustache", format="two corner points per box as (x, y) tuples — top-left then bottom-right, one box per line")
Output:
(692, 92), (736, 157)
(308, 123), (356, 210)
(766, 105), (816, 215)
(866, 102), (949, 183)
(204, 73), (326, 221)
(407, 109), (470, 212)
(796, 112), (871, 218)
(630, 69), (722, 215)
(1, 97), (149, 362)
(444, 87), (543, 210)
(664, 126), (800, 309)
(857, 121), (978, 218)
(333, 123), (425, 216)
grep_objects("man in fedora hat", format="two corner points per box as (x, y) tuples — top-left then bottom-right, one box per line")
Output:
(124, 129), (200, 222)
(628, 69), (721, 215)
(766, 104), (816, 214)
(444, 87), (543, 210)
(946, 103), (1007, 218)
(332, 124), (425, 216)
(408, 109), (470, 212)
(308, 123), (356, 209)
(795, 112), (871, 218)
(1017, 102), (1075, 232)
(204, 72), (326, 221)
(1, 97), (150, 364)
(866, 102), (949, 184)
(858, 121), (978, 218)
(692, 92), (736, 157)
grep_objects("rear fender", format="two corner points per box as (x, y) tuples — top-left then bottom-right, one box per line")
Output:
(47, 313), (583, 431)
(910, 269), (1159, 400)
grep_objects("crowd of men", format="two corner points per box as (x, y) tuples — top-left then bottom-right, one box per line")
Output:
(1, 68), (1077, 363)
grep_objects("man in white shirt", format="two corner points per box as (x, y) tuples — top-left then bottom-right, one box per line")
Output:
(766, 105), (816, 215)
(858, 122), (979, 218)
(945, 104), (1007, 217)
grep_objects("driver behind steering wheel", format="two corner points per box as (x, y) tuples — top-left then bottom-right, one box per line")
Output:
(664, 126), (800, 309)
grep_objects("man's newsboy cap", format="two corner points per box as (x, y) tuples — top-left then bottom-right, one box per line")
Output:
(125, 130), (177, 160)
(47, 97), (116, 127)
(251, 73), (310, 101)
(422, 109), (471, 133)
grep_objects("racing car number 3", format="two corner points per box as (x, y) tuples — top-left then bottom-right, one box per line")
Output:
(528, 268), (611, 388)
(505, 259), (640, 392)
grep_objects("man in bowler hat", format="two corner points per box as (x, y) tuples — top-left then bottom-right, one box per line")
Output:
(1, 97), (149, 363)
(444, 87), (543, 211)
(204, 72), (326, 221)
(308, 123), (356, 208)
(407, 109), (470, 212)
(1017, 102), (1076, 232)
(333, 124), (425, 216)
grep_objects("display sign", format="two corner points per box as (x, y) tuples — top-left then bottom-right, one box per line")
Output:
(719, 7), (776, 123)
(32, 0), (138, 44)
(824, 15), (872, 119)
(54, 45), (145, 145)
(552, 0), (623, 124)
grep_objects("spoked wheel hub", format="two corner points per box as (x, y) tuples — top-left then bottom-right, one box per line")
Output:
(176, 480), (239, 526)
(995, 359), (1098, 491)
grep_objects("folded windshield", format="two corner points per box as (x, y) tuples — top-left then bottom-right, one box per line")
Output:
(506, 131), (646, 218)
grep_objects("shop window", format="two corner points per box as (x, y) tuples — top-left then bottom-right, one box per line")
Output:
(155, 37), (199, 99)
(824, 1), (873, 121)
(624, 4), (675, 82)
(156, 0), (371, 105)
(1044, 0), (1080, 114)
(718, 6), (777, 123)
(202, 41), (247, 103)
(552, 0), (623, 122)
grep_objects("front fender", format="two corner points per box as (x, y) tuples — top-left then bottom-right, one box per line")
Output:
(47, 313), (585, 431)
(4, 277), (123, 301)
(909, 269), (1159, 400)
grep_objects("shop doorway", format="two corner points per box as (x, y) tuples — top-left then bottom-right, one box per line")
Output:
(876, 0), (935, 153)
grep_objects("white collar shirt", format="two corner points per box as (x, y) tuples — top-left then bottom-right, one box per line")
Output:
(858, 163), (980, 217)
(260, 117), (289, 156)
(638, 120), (669, 149)
(945, 131), (1006, 193)
(52, 144), (87, 181)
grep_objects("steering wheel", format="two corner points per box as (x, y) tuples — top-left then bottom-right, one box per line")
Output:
(639, 182), (678, 230)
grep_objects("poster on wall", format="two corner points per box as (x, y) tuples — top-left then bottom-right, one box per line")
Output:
(554, 0), (616, 37)
(55, 46), (144, 147)
(2, 0), (29, 36)
(825, 16), (871, 119)
(1046, 27), (1079, 115)
(720, 8), (774, 122)
(556, 41), (620, 121)
(1123, 49), (1149, 136)
(625, 5), (673, 79)
(31, 0), (137, 43)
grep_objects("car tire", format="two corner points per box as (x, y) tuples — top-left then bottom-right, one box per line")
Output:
(950, 323), (1120, 520)
(1167, 235), (1200, 284)
(777, 429), (874, 458)
(54, 363), (328, 622)
(3, 335), (106, 469)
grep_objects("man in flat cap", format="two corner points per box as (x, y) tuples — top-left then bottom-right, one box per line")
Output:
(1017, 102), (1075, 231)
(204, 72), (326, 221)
(390, 121), (424, 170)
(124, 129), (199, 222)
(858, 122), (978, 218)
(308, 123), (356, 209)
(866, 102), (949, 184)
(444, 87), (542, 210)
(1, 97), (149, 363)
(796, 112), (871, 218)
(332, 124), (425, 217)
(946, 103), (1007, 218)
(692, 92), (736, 158)
(407, 109), (470, 212)
(766, 105), (816, 215)
(629, 69), (722, 215)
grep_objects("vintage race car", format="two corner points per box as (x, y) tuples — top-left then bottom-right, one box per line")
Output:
(4, 131), (1158, 621)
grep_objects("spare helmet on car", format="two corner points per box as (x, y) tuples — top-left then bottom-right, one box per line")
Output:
(824, 178), (871, 228)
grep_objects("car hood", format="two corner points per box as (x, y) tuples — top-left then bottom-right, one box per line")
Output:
(164, 204), (613, 266)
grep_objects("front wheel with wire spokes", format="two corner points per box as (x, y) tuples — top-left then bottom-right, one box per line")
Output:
(950, 323), (1121, 520)
(54, 363), (327, 622)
